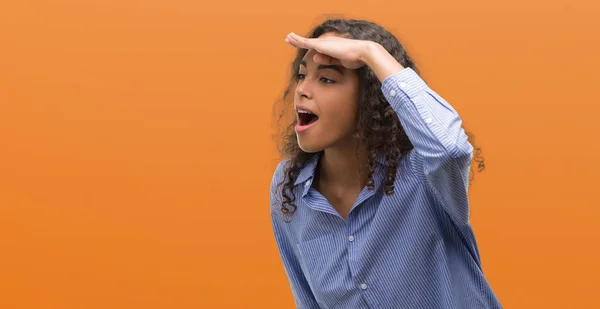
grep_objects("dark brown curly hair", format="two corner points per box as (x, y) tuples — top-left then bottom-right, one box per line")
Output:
(272, 18), (485, 221)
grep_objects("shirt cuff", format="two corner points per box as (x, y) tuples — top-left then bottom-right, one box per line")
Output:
(381, 67), (428, 104)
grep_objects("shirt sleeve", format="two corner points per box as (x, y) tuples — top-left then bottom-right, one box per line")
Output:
(270, 161), (321, 309)
(381, 68), (474, 226)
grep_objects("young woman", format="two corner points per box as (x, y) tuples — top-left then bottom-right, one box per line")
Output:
(270, 18), (502, 309)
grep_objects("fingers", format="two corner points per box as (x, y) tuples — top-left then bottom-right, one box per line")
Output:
(285, 32), (340, 65)
(313, 53), (340, 65)
(286, 32), (315, 50)
(284, 33), (298, 47)
(284, 33), (300, 47)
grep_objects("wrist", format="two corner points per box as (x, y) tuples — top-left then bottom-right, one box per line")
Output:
(360, 41), (405, 83)
(359, 41), (380, 66)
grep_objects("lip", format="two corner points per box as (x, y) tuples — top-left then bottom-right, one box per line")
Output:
(295, 105), (316, 115)
(295, 117), (318, 133)
(294, 104), (319, 133)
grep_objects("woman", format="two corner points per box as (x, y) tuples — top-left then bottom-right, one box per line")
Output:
(270, 18), (502, 309)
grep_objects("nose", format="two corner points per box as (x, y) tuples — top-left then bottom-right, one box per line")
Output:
(295, 79), (312, 100)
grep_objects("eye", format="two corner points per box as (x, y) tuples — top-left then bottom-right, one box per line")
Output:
(295, 73), (336, 84)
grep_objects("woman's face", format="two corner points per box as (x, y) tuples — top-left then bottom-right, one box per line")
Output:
(294, 32), (360, 153)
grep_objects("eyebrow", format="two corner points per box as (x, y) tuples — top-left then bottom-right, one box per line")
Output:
(299, 60), (344, 75)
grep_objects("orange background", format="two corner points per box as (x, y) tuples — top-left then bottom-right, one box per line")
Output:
(1, 0), (599, 308)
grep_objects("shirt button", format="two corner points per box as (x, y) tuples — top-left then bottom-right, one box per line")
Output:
(399, 81), (407, 88)
(390, 89), (396, 97)
(361, 283), (368, 290)
(348, 235), (355, 242)
(424, 117), (433, 124)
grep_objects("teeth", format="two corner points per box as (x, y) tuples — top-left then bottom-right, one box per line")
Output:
(298, 110), (312, 114)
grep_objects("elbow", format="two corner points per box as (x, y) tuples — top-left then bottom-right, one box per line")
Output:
(452, 138), (474, 160)
(449, 127), (474, 160)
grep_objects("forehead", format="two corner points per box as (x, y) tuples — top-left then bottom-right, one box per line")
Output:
(318, 32), (340, 39)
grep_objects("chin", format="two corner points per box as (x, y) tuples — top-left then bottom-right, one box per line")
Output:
(298, 144), (323, 153)
(297, 139), (325, 153)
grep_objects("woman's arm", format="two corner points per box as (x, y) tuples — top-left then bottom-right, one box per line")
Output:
(270, 161), (321, 309)
(362, 42), (474, 226)
(271, 215), (321, 309)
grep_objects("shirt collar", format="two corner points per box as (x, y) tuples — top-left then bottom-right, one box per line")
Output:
(293, 152), (387, 186)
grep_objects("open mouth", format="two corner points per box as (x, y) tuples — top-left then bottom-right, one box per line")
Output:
(297, 110), (319, 126)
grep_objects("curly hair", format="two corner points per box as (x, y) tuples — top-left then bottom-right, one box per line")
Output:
(272, 18), (485, 222)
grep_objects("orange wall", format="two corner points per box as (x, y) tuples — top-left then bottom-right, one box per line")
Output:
(1, 0), (599, 308)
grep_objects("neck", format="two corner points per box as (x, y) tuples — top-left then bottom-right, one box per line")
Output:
(317, 137), (369, 190)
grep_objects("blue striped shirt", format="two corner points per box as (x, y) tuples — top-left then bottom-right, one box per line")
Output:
(270, 68), (502, 309)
